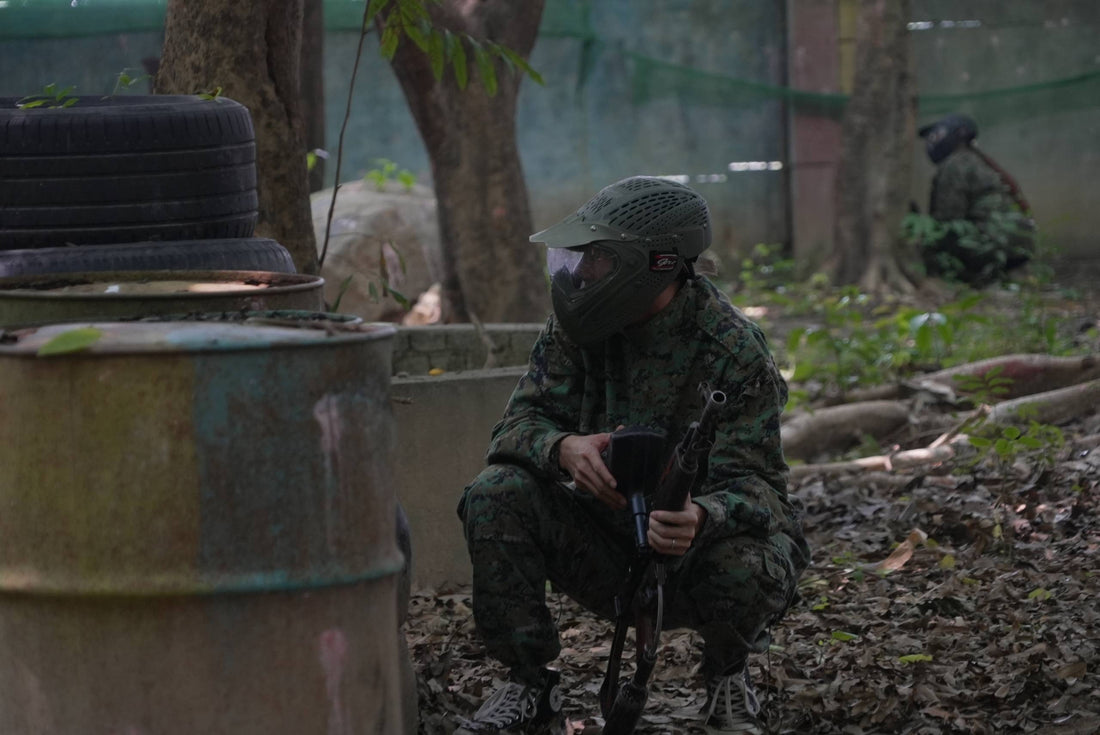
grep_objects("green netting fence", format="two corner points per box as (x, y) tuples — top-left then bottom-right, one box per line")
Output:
(2, 0), (1097, 124)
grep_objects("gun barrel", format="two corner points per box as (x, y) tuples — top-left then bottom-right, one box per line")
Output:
(700, 389), (727, 430)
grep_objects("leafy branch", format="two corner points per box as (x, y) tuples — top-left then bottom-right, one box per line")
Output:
(366, 0), (544, 94)
(318, 0), (544, 304)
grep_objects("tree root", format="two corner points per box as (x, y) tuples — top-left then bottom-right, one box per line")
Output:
(915, 353), (1100, 400)
(828, 354), (1100, 405)
(789, 379), (1100, 480)
(781, 400), (911, 462)
(988, 377), (1100, 425)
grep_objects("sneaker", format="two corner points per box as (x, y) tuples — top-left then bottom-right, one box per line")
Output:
(455, 668), (566, 734)
(702, 667), (763, 734)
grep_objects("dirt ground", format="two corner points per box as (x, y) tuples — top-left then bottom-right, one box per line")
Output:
(403, 267), (1100, 734)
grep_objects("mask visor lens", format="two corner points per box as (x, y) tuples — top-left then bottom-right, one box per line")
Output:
(547, 243), (620, 291)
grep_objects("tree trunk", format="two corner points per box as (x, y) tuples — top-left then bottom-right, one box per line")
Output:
(301, 0), (326, 194)
(386, 1), (550, 323)
(155, 0), (319, 275)
(830, 0), (918, 294)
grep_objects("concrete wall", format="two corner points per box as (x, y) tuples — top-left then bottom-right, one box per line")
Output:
(391, 323), (542, 376)
(389, 324), (538, 587)
(391, 367), (525, 588)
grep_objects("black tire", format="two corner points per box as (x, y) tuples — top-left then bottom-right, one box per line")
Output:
(0, 216), (259, 249)
(0, 238), (297, 277)
(0, 168), (257, 206)
(0, 95), (258, 247)
(0, 191), (258, 228)
(0, 95), (255, 154)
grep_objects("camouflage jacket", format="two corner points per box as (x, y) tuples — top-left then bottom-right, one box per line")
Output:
(930, 147), (1024, 224)
(485, 276), (800, 542)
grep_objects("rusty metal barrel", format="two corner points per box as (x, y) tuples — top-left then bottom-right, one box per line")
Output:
(0, 270), (326, 328)
(0, 319), (403, 734)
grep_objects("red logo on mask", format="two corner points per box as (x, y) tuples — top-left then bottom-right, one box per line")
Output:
(650, 252), (678, 272)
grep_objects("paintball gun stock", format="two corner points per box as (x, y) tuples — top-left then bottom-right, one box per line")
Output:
(598, 383), (727, 734)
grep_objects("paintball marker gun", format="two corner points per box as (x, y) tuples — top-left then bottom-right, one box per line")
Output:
(598, 383), (727, 735)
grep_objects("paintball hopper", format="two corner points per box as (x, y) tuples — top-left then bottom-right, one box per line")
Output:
(602, 426), (666, 552)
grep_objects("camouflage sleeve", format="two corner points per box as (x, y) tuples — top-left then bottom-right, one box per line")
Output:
(485, 316), (583, 478)
(929, 158), (971, 221)
(690, 342), (793, 540)
(930, 150), (1005, 223)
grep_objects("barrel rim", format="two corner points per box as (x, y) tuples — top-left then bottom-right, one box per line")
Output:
(0, 318), (397, 356)
(0, 553), (407, 598)
(0, 270), (324, 301)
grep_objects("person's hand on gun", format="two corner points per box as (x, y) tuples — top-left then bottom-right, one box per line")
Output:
(558, 433), (627, 510)
(647, 495), (706, 557)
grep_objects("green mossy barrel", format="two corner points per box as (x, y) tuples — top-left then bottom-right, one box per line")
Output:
(0, 319), (402, 734)
(0, 270), (325, 328)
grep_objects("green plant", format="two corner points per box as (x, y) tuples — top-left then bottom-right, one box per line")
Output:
(306, 148), (330, 173)
(967, 419), (1064, 471)
(367, 0), (544, 94)
(961, 406), (1065, 558)
(326, 243), (412, 314)
(785, 286), (900, 395)
(901, 211), (1037, 288)
(763, 273), (1086, 400)
(364, 158), (417, 192)
(197, 86), (225, 102)
(18, 70), (152, 109)
(370, 240), (411, 309)
(953, 366), (1014, 406)
(111, 68), (152, 95)
(906, 311), (952, 364)
(737, 243), (797, 298)
(16, 83), (78, 109)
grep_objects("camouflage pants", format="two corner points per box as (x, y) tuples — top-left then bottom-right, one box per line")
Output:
(458, 463), (806, 680)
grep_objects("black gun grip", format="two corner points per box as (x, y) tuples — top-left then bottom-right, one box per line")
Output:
(603, 426), (667, 552)
(603, 426), (666, 499)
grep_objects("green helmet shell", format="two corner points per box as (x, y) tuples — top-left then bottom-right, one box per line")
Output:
(530, 176), (711, 345)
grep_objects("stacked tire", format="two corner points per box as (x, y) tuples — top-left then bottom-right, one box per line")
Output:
(0, 94), (295, 275)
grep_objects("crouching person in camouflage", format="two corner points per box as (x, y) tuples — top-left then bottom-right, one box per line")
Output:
(455, 176), (810, 734)
(915, 114), (1037, 287)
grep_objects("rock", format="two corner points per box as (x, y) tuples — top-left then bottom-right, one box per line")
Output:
(311, 179), (443, 322)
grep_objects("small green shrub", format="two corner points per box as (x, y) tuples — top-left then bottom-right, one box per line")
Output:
(364, 158), (417, 192)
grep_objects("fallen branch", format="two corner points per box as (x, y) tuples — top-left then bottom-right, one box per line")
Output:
(790, 440), (963, 482)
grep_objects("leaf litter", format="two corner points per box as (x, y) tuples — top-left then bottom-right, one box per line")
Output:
(404, 286), (1100, 733)
(405, 410), (1099, 734)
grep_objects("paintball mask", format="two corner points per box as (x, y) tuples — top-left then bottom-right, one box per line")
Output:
(919, 114), (978, 164)
(530, 176), (712, 345)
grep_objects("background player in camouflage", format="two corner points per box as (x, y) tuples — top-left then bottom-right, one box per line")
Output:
(917, 114), (1036, 287)
(455, 176), (810, 734)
